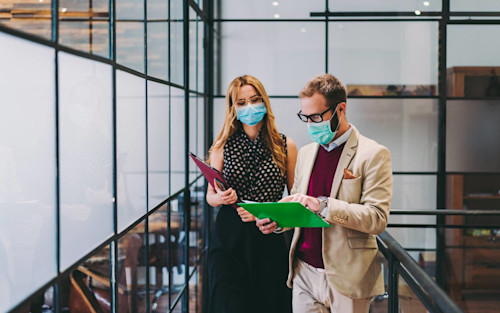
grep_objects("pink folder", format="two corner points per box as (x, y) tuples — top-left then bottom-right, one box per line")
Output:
(189, 152), (239, 209)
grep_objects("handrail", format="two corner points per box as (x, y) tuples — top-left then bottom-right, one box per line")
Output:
(390, 209), (500, 216)
(377, 231), (463, 313)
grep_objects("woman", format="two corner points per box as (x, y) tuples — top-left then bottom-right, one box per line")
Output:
(205, 75), (297, 313)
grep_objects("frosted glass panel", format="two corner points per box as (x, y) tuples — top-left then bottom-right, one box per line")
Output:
(348, 99), (438, 172)
(329, 0), (441, 12)
(117, 71), (146, 232)
(221, 0), (324, 18)
(148, 81), (170, 210)
(446, 100), (500, 172)
(116, 0), (144, 20)
(59, 52), (113, 270)
(448, 25), (500, 67)
(221, 22), (325, 95)
(329, 22), (438, 95)
(451, 0), (500, 11)
(388, 175), (437, 249)
(0, 33), (56, 312)
(171, 87), (186, 193)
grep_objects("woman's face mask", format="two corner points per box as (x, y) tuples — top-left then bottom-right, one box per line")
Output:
(236, 102), (267, 126)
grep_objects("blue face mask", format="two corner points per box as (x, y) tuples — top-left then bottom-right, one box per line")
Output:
(236, 102), (267, 126)
(307, 109), (341, 145)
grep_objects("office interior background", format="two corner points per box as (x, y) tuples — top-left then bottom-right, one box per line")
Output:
(1, 0), (500, 312)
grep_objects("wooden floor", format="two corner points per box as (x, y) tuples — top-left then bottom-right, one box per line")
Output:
(370, 297), (500, 313)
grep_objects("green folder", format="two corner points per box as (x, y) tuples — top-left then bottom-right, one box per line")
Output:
(237, 201), (331, 228)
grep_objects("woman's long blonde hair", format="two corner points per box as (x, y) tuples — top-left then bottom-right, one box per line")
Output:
(209, 75), (287, 175)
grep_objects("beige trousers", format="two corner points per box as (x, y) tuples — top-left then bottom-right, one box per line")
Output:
(292, 260), (371, 313)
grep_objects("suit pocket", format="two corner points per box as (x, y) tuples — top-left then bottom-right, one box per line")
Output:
(337, 176), (362, 203)
(348, 236), (377, 249)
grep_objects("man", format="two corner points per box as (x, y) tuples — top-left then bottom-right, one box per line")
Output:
(257, 74), (393, 313)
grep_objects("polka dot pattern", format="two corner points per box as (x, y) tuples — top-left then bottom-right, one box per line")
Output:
(223, 129), (287, 202)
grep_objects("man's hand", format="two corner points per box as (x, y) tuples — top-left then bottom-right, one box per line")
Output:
(280, 193), (321, 213)
(256, 218), (277, 234)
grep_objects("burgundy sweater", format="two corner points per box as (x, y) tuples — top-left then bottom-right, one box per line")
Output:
(296, 143), (345, 268)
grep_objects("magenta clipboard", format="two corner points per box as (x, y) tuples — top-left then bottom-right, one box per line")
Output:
(189, 152), (239, 209)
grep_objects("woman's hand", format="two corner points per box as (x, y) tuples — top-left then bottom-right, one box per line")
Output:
(237, 207), (256, 223)
(212, 179), (238, 206)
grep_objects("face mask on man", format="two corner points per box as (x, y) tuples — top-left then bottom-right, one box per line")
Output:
(307, 105), (342, 145)
(236, 102), (267, 126)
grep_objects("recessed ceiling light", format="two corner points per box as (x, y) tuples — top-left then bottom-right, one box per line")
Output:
(274, 13), (280, 18)
(39, 0), (43, 2)
(415, 10), (422, 15)
(423, 1), (430, 6)
(61, 7), (68, 12)
(300, 28), (306, 33)
(272, 1), (279, 6)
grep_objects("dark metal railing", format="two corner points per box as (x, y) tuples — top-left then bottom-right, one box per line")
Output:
(377, 231), (463, 313)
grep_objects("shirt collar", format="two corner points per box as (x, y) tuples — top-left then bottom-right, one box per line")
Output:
(321, 124), (353, 152)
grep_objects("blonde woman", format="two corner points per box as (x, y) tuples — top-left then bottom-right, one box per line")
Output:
(205, 75), (297, 313)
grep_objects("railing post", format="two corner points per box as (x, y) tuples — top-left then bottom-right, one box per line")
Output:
(388, 253), (399, 313)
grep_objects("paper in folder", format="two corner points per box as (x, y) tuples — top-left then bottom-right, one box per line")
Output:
(237, 202), (331, 228)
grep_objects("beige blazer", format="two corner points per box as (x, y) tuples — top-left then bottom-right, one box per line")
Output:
(287, 125), (393, 299)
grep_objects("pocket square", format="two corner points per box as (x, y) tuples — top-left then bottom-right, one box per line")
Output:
(343, 168), (357, 179)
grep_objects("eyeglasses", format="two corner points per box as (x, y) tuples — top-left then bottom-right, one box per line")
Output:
(297, 106), (335, 123)
(235, 95), (263, 106)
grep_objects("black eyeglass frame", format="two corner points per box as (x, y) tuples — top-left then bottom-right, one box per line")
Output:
(297, 102), (342, 123)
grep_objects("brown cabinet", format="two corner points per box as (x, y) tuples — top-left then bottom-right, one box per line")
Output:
(445, 174), (500, 301)
(447, 66), (500, 97)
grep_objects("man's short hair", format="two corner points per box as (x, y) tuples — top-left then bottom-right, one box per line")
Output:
(299, 74), (347, 107)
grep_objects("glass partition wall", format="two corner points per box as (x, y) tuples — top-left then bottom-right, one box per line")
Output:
(0, 0), (211, 311)
(214, 1), (500, 312)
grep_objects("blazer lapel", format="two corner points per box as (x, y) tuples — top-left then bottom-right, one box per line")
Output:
(329, 127), (359, 198)
(299, 143), (320, 194)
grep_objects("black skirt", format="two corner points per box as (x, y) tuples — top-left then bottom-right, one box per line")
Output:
(204, 205), (292, 313)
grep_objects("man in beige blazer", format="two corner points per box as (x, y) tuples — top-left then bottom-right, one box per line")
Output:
(257, 74), (392, 313)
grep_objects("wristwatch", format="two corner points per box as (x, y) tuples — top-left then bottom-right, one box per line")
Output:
(317, 196), (329, 213)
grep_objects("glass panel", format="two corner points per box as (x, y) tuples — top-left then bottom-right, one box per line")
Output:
(220, 22), (325, 95)
(447, 25), (500, 98)
(171, 87), (186, 193)
(329, 0), (441, 12)
(149, 204), (169, 311)
(350, 99), (438, 172)
(59, 0), (110, 58)
(59, 52), (113, 270)
(329, 22), (438, 96)
(189, 94), (199, 173)
(0, 0), (51, 39)
(267, 98), (439, 171)
(10, 285), (56, 313)
(398, 273), (430, 313)
(189, 9), (197, 92)
(148, 0), (168, 20)
(116, 0), (144, 20)
(444, 174), (500, 308)
(451, 0), (500, 12)
(117, 22), (145, 72)
(116, 71), (147, 232)
(62, 245), (111, 312)
(170, 0), (184, 85)
(170, 196), (186, 306)
(148, 81), (170, 210)
(0, 32), (56, 313)
(198, 21), (204, 92)
(118, 222), (148, 313)
(147, 22), (169, 81)
(221, 0), (324, 19)
(188, 265), (201, 312)
(446, 100), (500, 172)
